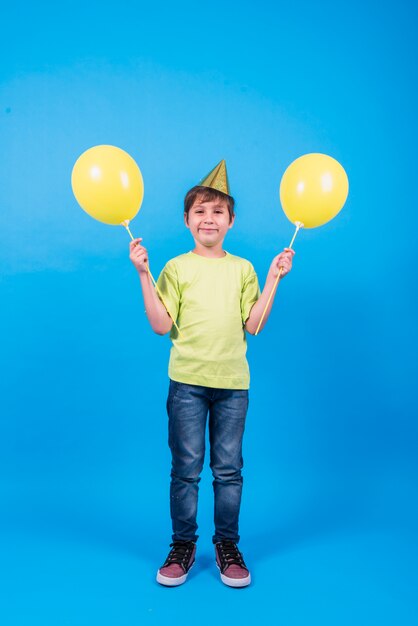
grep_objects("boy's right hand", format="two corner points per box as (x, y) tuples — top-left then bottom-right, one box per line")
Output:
(129, 238), (149, 274)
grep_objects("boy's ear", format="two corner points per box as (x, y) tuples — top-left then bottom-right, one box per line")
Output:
(229, 213), (236, 228)
(184, 212), (189, 227)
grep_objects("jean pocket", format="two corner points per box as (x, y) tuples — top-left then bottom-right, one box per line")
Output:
(167, 379), (181, 412)
(169, 379), (181, 395)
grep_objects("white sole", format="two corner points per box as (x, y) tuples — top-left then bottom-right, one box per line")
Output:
(216, 563), (251, 587)
(156, 561), (195, 586)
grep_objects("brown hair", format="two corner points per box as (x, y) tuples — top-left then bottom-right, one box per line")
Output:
(184, 186), (235, 224)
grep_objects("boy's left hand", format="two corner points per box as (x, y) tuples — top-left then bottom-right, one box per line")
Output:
(269, 248), (295, 279)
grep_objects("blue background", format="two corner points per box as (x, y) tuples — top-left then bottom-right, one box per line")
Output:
(1, 1), (417, 624)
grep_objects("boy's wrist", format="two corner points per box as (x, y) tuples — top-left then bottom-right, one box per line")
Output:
(266, 270), (280, 285)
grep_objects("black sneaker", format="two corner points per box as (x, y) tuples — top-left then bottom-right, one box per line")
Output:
(215, 540), (251, 587)
(156, 540), (196, 586)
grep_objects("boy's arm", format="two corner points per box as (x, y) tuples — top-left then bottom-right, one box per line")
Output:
(245, 248), (295, 335)
(139, 271), (173, 335)
(130, 238), (173, 335)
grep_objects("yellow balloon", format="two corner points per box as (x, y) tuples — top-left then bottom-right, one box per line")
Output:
(280, 153), (349, 229)
(71, 145), (144, 225)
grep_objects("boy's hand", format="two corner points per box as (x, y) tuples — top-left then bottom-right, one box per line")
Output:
(268, 248), (295, 279)
(129, 238), (149, 274)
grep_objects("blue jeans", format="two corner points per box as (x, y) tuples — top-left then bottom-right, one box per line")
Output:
(166, 379), (249, 545)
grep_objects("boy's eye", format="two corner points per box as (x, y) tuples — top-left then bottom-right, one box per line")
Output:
(193, 208), (224, 213)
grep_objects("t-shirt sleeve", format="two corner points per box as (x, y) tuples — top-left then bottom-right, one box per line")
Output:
(156, 262), (180, 322)
(241, 266), (261, 326)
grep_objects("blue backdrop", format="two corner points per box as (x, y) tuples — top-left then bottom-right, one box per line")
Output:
(1, 1), (417, 624)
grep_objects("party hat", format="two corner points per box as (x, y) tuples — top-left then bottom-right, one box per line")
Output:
(198, 160), (231, 196)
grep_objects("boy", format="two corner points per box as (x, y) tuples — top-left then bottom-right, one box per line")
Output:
(129, 160), (294, 588)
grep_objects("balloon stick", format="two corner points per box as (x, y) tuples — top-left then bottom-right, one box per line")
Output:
(122, 221), (184, 339)
(254, 221), (303, 336)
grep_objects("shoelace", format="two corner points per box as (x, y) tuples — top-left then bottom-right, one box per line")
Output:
(216, 540), (246, 571)
(163, 540), (194, 572)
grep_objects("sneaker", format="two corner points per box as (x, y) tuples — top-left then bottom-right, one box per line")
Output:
(156, 540), (196, 586)
(215, 539), (251, 587)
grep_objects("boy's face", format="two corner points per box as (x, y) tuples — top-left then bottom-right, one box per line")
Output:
(184, 197), (235, 248)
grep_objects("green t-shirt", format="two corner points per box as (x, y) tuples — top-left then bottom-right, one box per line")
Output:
(156, 250), (261, 390)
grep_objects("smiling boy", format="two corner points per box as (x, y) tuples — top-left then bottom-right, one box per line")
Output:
(129, 160), (294, 587)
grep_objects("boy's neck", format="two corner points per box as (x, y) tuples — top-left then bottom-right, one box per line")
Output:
(191, 241), (226, 258)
